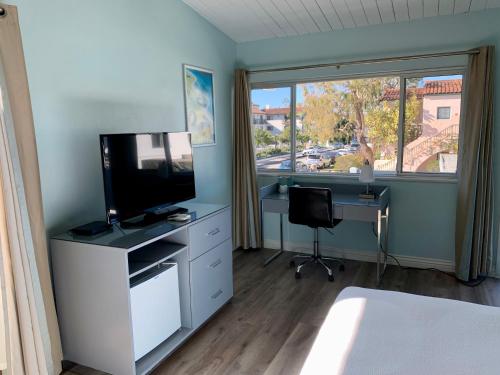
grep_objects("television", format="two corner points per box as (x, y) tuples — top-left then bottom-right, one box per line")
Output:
(100, 132), (196, 225)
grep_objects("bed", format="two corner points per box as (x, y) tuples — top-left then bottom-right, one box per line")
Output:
(300, 287), (500, 375)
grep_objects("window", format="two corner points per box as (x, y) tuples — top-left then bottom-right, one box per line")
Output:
(251, 87), (292, 171)
(437, 106), (451, 119)
(402, 75), (462, 174)
(252, 71), (463, 177)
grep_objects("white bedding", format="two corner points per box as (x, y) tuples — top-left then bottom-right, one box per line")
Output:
(301, 287), (500, 375)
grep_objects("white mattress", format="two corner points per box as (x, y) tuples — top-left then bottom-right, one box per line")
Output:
(301, 287), (500, 375)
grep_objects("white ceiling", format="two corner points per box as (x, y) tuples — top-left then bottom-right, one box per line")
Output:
(183, 0), (500, 43)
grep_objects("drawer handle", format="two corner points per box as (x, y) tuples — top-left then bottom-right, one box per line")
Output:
(207, 228), (220, 236)
(209, 259), (222, 269)
(211, 289), (223, 299)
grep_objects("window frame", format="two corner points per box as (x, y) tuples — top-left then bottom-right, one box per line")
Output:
(251, 66), (467, 181)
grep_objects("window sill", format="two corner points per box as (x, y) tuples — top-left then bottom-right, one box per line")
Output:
(257, 171), (458, 184)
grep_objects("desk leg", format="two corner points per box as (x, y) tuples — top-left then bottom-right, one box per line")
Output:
(376, 209), (382, 285)
(259, 199), (264, 248)
(280, 213), (284, 250)
(264, 213), (284, 266)
(384, 205), (390, 267)
(376, 205), (390, 286)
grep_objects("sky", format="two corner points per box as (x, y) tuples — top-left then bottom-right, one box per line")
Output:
(251, 75), (463, 109)
(251, 87), (296, 109)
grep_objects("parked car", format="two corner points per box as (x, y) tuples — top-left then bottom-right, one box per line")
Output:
(295, 160), (308, 172)
(305, 153), (330, 169)
(337, 148), (353, 156)
(331, 142), (344, 150)
(279, 160), (308, 172)
(279, 160), (292, 169)
(349, 142), (360, 151)
(321, 150), (337, 165)
(302, 147), (321, 156)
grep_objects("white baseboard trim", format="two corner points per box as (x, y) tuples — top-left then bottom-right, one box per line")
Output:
(264, 239), (455, 273)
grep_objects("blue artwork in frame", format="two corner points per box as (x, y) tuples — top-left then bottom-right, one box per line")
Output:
(183, 64), (216, 146)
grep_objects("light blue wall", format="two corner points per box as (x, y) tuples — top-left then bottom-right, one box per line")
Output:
(11, 0), (236, 234)
(9, 1), (500, 269)
(237, 10), (500, 267)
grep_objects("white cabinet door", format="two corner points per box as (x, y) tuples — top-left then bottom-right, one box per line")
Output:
(190, 239), (233, 328)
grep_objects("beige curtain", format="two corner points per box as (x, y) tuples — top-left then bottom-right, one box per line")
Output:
(0, 4), (63, 374)
(455, 46), (495, 281)
(233, 70), (262, 249)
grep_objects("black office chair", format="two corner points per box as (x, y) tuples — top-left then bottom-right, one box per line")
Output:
(288, 186), (345, 282)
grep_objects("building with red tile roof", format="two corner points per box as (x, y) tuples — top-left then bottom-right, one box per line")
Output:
(379, 78), (463, 172)
(251, 105), (304, 135)
(381, 79), (462, 101)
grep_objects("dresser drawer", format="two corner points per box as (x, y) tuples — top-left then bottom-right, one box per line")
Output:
(188, 209), (231, 260)
(190, 239), (233, 328)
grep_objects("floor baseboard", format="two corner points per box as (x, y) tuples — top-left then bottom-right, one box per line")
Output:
(263, 239), (455, 273)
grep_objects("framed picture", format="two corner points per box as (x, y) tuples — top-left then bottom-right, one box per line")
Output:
(183, 64), (216, 146)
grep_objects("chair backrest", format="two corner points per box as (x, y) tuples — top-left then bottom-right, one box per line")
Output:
(288, 187), (333, 228)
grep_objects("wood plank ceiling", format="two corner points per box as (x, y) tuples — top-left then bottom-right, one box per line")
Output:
(182, 0), (500, 42)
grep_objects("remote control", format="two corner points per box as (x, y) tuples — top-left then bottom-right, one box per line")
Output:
(168, 213), (191, 222)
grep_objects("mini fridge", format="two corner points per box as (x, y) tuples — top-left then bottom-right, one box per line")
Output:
(130, 263), (181, 360)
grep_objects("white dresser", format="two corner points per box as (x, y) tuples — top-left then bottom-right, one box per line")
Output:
(51, 203), (232, 375)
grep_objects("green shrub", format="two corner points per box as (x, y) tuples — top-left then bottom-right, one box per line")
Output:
(332, 153), (364, 172)
(256, 148), (286, 159)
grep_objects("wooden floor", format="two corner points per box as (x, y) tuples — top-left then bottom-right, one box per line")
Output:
(63, 249), (500, 375)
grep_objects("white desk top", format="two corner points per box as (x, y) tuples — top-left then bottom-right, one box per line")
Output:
(261, 182), (389, 208)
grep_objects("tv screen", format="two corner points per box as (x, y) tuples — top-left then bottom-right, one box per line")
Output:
(100, 132), (196, 223)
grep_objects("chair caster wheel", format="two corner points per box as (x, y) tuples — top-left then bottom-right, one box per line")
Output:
(289, 260), (295, 268)
(339, 264), (345, 272)
(328, 274), (334, 282)
(295, 271), (301, 279)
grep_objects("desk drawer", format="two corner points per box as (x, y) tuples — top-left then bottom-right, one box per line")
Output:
(262, 198), (288, 214)
(341, 205), (379, 222)
(190, 239), (233, 328)
(189, 209), (231, 260)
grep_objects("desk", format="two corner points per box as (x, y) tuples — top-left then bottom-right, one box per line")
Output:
(260, 182), (390, 284)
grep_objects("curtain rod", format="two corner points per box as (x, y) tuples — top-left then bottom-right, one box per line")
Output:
(248, 49), (479, 74)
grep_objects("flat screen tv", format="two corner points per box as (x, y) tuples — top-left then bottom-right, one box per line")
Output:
(100, 132), (195, 225)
